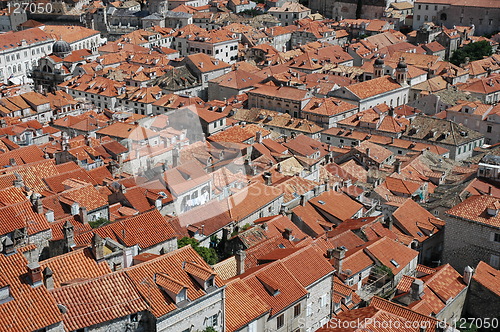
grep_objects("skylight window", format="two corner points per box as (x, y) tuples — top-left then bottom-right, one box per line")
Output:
(318, 200), (325, 205)
(417, 232), (424, 237)
(390, 259), (400, 268)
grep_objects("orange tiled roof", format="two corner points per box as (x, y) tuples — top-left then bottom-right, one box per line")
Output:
(49, 271), (147, 331)
(125, 245), (224, 318)
(446, 194), (500, 228)
(40, 248), (111, 288)
(240, 261), (308, 316)
(473, 261), (500, 296)
(365, 237), (419, 275)
(0, 253), (62, 331)
(225, 278), (271, 332)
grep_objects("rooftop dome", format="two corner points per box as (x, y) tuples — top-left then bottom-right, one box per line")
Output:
(52, 40), (71, 55)
(374, 58), (384, 66)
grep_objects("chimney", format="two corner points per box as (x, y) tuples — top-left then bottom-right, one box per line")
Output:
(235, 250), (246, 275)
(332, 247), (346, 274)
(463, 266), (473, 285)
(91, 233), (105, 261)
(2, 237), (15, 255)
(43, 267), (54, 290)
(410, 279), (424, 301)
(261, 222), (268, 231)
(13, 172), (23, 188)
(27, 262), (43, 287)
(326, 248), (335, 259)
(63, 220), (75, 249)
(395, 160), (401, 174)
(35, 197), (43, 214)
(9, 158), (16, 166)
(263, 171), (272, 186)
(255, 131), (262, 144)
(276, 163), (282, 173)
(387, 216), (393, 230)
(300, 194), (307, 206)
(172, 147), (179, 167)
(283, 228), (293, 240)
(71, 202), (80, 215)
(488, 186), (492, 196)
(45, 210), (54, 223)
(79, 206), (88, 224)
(366, 148), (370, 158)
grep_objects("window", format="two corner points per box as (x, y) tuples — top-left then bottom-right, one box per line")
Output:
(417, 15), (421, 21)
(294, 303), (301, 317)
(320, 294), (327, 307)
(487, 126), (492, 133)
(493, 233), (500, 243)
(490, 254), (500, 269)
(306, 303), (312, 316)
(207, 313), (218, 327)
(277, 314), (284, 329)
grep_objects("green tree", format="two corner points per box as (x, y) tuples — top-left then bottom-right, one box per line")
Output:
(450, 41), (493, 66)
(88, 217), (110, 229)
(178, 237), (219, 265)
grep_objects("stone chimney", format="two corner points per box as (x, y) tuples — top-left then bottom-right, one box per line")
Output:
(45, 209), (54, 223)
(366, 148), (370, 158)
(71, 202), (80, 216)
(35, 197), (43, 214)
(263, 171), (272, 186)
(326, 248), (335, 259)
(395, 160), (402, 174)
(332, 247), (346, 274)
(13, 172), (23, 188)
(92, 233), (105, 261)
(463, 266), (473, 285)
(283, 228), (293, 240)
(79, 206), (88, 224)
(43, 267), (54, 290)
(300, 194), (307, 206)
(387, 216), (394, 230)
(9, 158), (16, 166)
(255, 131), (262, 144)
(2, 237), (15, 255)
(410, 279), (424, 301)
(63, 220), (75, 249)
(261, 222), (268, 231)
(27, 262), (43, 287)
(235, 250), (246, 275)
(488, 186), (492, 196)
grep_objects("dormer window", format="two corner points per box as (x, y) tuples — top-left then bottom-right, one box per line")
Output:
(155, 273), (189, 305)
(184, 261), (217, 291)
(177, 288), (187, 302)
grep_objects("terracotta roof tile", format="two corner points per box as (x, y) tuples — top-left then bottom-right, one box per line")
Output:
(40, 248), (111, 288)
(49, 271), (147, 331)
(225, 278), (270, 332)
(0, 253), (62, 331)
(446, 194), (500, 228)
(124, 246), (224, 318)
(365, 237), (419, 275)
(473, 261), (500, 296)
(240, 261), (308, 316)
